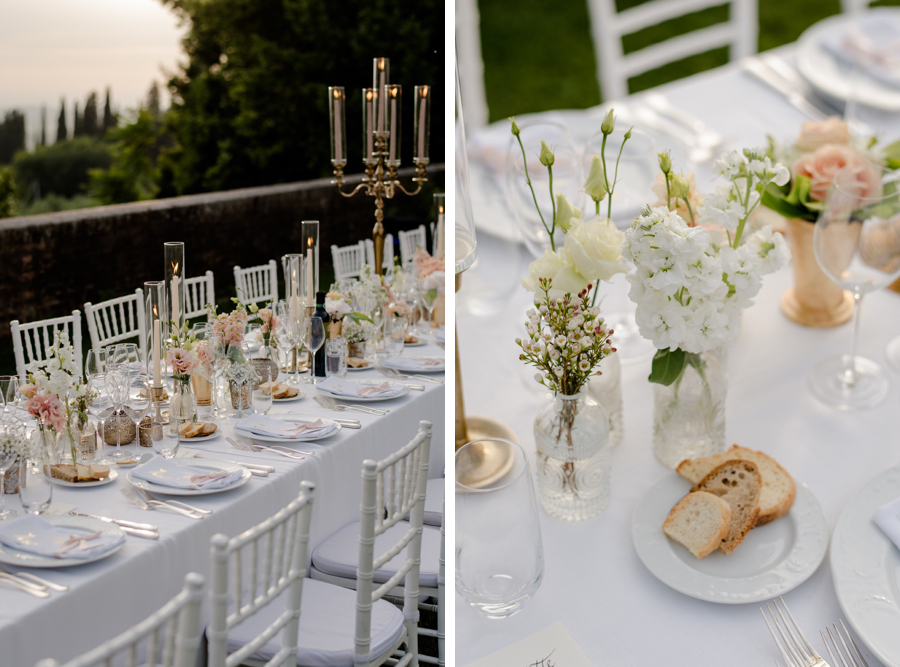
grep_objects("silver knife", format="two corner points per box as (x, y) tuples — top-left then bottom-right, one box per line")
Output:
(120, 526), (160, 540)
(71, 512), (158, 532)
(743, 57), (828, 121)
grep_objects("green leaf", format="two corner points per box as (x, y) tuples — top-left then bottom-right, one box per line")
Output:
(761, 182), (817, 222)
(648, 348), (686, 386)
(884, 139), (900, 170)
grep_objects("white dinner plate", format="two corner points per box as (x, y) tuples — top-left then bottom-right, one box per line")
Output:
(404, 339), (427, 347)
(51, 469), (119, 488)
(382, 356), (446, 373)
(633, 472), (828, 604)
(0, 515), (125, 568)
(235, 418), (342, 443)
(796, 9), (900, 111)
(831, 463), (900, 666)
(127, 458), (252, 496)
(346, 364), (373, 372)
(316, 381), (410, 403)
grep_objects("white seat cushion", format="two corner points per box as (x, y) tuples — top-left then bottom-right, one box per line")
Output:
(312, 523), (442, 589)
(423, 478), (444, 527)
(225, 577), (404, 667)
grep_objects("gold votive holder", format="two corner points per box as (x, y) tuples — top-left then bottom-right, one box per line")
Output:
(139, 417), (154, 447)
(103, 410), (136, 445)
(192, 375), (212, 406)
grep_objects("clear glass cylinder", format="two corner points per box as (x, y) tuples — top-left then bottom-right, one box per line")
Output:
(587, 353), (623, 447)
(534, 392), (610, 521)
(652, 349), (727, 469)
(433, 193), (445, 259)
(164, 242), (186, 333)
(385, 84), (402, 167)
(19, 440), (52, 515)
(362, 88), (377, 165)
(372, 57), (389, 136)
(144, 280), (167, 387)
(328, 86), (347, 165)
(301, 221), (319, 294)
(454, 54), (477, 274)
(413, 84), (430, 163)
(282, 253), (303, 303)
(168, 378), (196, 436)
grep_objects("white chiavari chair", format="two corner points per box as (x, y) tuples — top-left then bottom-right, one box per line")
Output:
(331, 241), (368, 282)
(34, 572), (205, 667)
(586, 0), (758, 101)
(398, 225), (428, 268)
(84, 289), (147, 356)
(184, 270), (215, 320)
(311, 421), (437, 665)
(10, 311), (83, 382)
(364, 235), (395, 275)
(233, 260), (279, 306)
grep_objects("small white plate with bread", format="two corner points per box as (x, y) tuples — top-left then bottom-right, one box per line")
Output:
(177, 422), (220, 442)
(633, 445), (828, 604)
(50, 464), (117, 488)
(260, 382), (305, 401)
(346, 358), (372, 371)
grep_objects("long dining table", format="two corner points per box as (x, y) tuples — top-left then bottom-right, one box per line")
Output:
(456, 44), (900, 666)
(0, 341), (445, 667)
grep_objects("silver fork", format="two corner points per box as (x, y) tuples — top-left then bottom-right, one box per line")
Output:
(227, 436), (308, 460)
(762, 597), (829, 667)
(0, 563), (68, 592)
(378, 368), (443, 384)
(315, 395), (387, 416)
(120, 486), (203, 520)
(0, 572), (50, 598)
(822, 621), (868, 667)
(134, 487), (212, 516)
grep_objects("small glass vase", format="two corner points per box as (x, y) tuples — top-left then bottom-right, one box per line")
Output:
(534, 392), (610, 522)
(652, 348), (727, 469)
(168, 377), (197, 436)
(55, 421), (83, 464)
(250, 341), (279, 391)
(587, 353), (623, 447)
(229, 381), (253, 416)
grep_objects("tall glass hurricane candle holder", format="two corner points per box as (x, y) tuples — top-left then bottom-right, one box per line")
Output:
(301, 221), (320, 295)
(328, 86), (347, 166)
(385, 84), (402, 167)
(144, 281), (168, 389)
(414, 85), (431, 165)
(433, 193), (445, 259)
(164, 242), (186, 333)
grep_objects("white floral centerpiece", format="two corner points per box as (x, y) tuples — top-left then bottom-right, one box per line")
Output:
(626, 148), (790, 467)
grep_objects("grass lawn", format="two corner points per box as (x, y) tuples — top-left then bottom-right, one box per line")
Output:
(478, 0), (900, 123)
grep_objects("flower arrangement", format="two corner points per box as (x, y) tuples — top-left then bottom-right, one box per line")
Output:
(165, 348), (200, 380)
(762, 117), (898, 221)
(0, 431), (25, 462)
(325, 290), (352, 321)
(207, 302), (249, 347)
(517, 280), (615, 395)
(244, 301), (277, 345)
(412, 249), (444, 280)
(350, 265), (388, 310)
(626, 148), (791, 384)
(342, 316), (373, 344)
(224, 362), (259, 386)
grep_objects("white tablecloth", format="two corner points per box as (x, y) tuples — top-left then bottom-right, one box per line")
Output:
(456, 50), (900, 666)
(0, 343), (444, 667)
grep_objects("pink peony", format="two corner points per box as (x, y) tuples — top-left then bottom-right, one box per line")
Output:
(166, 348), (200, 377)
(26, 394), (67, 432)
(795, 117), (851, 152)
(792, 144), (881, 202)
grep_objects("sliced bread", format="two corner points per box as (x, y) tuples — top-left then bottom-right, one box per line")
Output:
(663, 491), (732, 558)
(692, 459), (761, 555)
(179, 423), (204, 439)
(677, 445), (795, 525)
(200, 423), (217, 436)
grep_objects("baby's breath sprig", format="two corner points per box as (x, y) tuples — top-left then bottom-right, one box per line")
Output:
(516, 278), (616, 396)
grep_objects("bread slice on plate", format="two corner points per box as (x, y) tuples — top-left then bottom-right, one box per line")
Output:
(179, 423), (204, 439)
(200, 423), (217, 436)
(663, 491), (732, 558)
(677, 445), (796, 525)
(691, 459), (762, 555)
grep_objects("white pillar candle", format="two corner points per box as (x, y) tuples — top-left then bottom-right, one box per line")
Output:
(153, 318), (161, 386)
(171, 274), (180, 328)
(306, 248), (314, 307)
(436, 212), (445, 258)
(334, 96), (343, 159)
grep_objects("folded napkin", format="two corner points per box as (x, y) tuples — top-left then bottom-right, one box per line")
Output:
(384, 356), (445, 372)
(318, 377), (404, 398)
(820, 12), (900, 89)
(131, 456), (244, 490)
(236, 415), (336, 439)
(0, 515), (125, 560)
(874, 496), (900, 548)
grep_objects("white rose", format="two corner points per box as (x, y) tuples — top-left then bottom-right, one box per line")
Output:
(564, 217), (629, 283)
(521, 248), (587, 298)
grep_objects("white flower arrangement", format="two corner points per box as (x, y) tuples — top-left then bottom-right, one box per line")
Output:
(350, 265), (388, 308)
(0, 431), (25, 461)
(224, 362), (260, 386)
(25, 329), (86, 403)
(625, 148), (790, 384)
(325, 289), (353, 321)
(342, 316), (373, 344)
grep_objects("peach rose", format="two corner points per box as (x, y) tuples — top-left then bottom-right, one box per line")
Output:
(795, 117), (851, 152)
(792, 145), (880, 202)
(18, 383), (38, 399)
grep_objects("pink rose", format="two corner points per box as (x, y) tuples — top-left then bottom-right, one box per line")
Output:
(166, 348), (200, 377)
(795, 117), (851, 152)
(792, 145), (881, 202)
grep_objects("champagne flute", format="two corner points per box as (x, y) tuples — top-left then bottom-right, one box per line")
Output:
(810, 164), (900, 409)
(0, 376), (20, 426)
(307, 317), (325, 384)
(276, 301), (302, 385)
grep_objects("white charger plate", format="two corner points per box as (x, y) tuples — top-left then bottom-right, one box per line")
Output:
(382, 356), (446, 373)
(316, 381), (409, 403)
(235, 417), (341, 443)
(0, 515), (125, 568)
(796, 9), (900, 111)
(831, 463), (900, 666)
(51, 469), (119, 488)
(127, 459), (251, 496)
(633, 473), (828, 604)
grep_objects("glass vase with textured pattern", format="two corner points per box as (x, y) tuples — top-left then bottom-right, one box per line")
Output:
(652, 349), (726, 469)
(587, 353), (623, 447)
(534, 392), (610, 521)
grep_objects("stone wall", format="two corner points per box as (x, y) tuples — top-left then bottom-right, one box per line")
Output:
(0, 165), (443, 345)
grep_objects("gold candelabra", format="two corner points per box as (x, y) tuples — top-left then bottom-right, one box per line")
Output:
(332, 135), (429, 276)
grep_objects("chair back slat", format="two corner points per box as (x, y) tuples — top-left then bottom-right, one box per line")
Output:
(398, 225), (428, 267)
(184, 271), (215, 320)
(331, 241), (368, 282)
(233, 261), (278, 306)
(208, 482), (315, 667)
(84, 290), (147, 357)
(34, 573), (204, 667)
(10, 311), (83, 383)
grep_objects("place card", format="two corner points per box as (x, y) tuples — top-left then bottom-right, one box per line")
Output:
(465, 621), (591, 667)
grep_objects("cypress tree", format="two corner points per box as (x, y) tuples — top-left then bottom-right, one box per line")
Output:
(73, 102), (83, 137)
(83, 92), (98, 137)
(102, 88), (116, 134)
(40, 106), (46, 146)
(147, 81), (161, 117)
(56, 99), (67, 142)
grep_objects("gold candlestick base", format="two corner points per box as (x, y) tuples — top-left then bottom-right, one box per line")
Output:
(456, 422), (518, 489)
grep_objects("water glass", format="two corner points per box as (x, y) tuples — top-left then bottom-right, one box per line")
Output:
(325, 338), (347, 378)
(19, 444), (52, 515)
(456, 438), (544, 618)
(384, 315), (407, 358)
(252, 364), (275, 415)
(0, 376), (20, 425)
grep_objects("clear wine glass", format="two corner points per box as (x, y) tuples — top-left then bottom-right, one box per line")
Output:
(810, 164), (900, 409)
(103, 367), (130, 460)
(0, 423), (24, 519)
(307, 317), (325, 384)
(276, 301), (301, 385)
(252, 364), (275, 415)
(0, 376), (20, 426)
(84, 349), (108, 415)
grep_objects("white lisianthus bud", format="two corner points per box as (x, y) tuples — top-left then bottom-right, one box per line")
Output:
(510, 117), (520, 137)
(539, 141), (555, 167)
(583, 156), (608, 203)
(601, 109), (615, 135)
(671, 174), (690, 199)
(554, 194), (582, 233)
(658, 151), (672, 174)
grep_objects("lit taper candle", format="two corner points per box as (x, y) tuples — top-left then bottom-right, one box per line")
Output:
(328, 86), (346, 165)
(386, 84), (402, 166)
(363, 87), (377, 165)
(373, 57), (389, 136)
(414, 85), (431, 163)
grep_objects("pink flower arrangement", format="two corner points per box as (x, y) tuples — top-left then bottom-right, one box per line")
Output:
(195, 341), (214, 368)
(18, 383), (38, 399)
(26, 394), (67, 432)
(166, 348), (200, 377)
(211, 310), (248, 346)
(412, 249), (445, 279)
(258, 308), (278, 334)
(792, 144), (882, 202)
